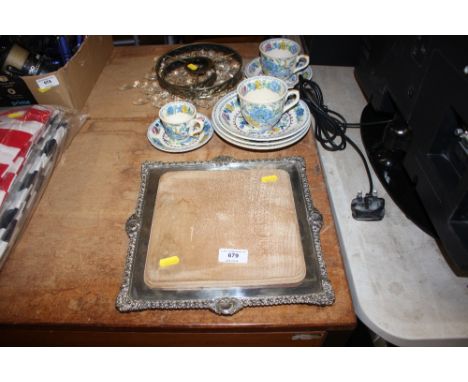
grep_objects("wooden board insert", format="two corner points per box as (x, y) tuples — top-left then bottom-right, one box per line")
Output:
(144, 168), (306, 289)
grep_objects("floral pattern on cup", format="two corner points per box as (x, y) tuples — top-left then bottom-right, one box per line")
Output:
(259, 38), (309, 80)
(147, 113), (214, 153)
(237, 77), (282, 96)
(159, 101), (204, 140)
(241, 102), (284, 129)
(237, 76), (300, 132)
(221, 94), (307, 137)
(244, 57), (313, 88)
(262, 39), (300, 55)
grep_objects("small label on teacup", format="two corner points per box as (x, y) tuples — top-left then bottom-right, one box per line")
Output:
(218, 248), (248, 264)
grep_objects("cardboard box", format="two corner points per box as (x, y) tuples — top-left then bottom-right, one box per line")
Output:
(0, 36), (113, 110)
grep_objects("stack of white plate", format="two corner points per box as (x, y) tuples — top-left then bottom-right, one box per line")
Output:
(212, 91), (312, 151)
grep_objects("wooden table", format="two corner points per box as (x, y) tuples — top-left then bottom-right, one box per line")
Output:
(0, 43), (355, 346)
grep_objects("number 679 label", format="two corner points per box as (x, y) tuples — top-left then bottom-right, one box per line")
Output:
(218, 248), (248, 264)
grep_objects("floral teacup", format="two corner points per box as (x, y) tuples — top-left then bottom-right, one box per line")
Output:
(159, 101), (204, 140)
(237, 76), (300, 132)
(260, 38), (310, 80)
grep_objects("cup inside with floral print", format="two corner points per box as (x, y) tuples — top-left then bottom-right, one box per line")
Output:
(159, 101), (204, 140)
(259, 38), (309, 80)
(237, 76), (300, 132)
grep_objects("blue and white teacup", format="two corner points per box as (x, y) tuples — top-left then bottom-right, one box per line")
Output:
(260, 38), (310, 80)
(237, 76), (300, 132)
(159, 101), (204, 140)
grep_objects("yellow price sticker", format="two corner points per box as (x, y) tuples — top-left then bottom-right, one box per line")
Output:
(261, 175), (278, 183)
(37, 87), (52, 93)
(7, 112), (25, 119)
(159, 256), (180, 268)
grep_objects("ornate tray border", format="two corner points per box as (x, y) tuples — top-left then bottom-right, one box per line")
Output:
(116, 156), (335, 315)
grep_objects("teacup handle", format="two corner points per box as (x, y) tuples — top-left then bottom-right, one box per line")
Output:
(189, 118), (204, 136)
(283, 90), (300, 114)
(293, 54), (310, 74)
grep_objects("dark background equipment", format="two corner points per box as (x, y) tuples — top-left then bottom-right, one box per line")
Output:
(353, 36), (468, 275)
(301, 35), (468, 275)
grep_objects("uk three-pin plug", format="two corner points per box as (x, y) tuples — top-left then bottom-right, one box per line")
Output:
(351, 191), (385, 221)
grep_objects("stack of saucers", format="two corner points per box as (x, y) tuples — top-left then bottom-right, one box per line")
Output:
(211, 91), (312, 151)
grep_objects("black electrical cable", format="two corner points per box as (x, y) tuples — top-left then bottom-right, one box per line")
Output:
(298, 76), (391, 195)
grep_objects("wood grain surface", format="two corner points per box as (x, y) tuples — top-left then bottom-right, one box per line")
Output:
(145, 169), (305, 289)
(0, 44), (355, 339)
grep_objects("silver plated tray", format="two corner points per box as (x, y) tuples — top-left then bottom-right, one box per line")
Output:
(116, 156), (335, 315)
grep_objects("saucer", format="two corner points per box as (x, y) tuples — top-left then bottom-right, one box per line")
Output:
(212, 91), (312, 151)
(244, 57), (313, 88)
(214, 119), (310, 151)
(212, 91), (311, 142)
(147, 113), (213, 153)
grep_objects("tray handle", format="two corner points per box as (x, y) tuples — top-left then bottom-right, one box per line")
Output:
(125, 214), (140, 237)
